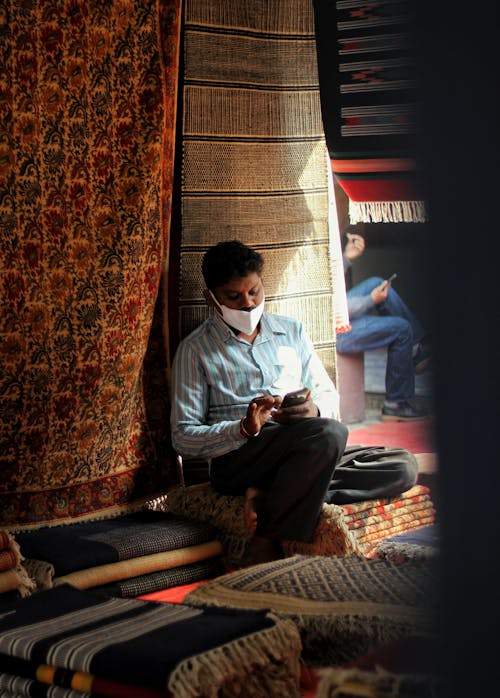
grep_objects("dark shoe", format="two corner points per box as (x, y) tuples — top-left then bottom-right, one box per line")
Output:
(413, 339), (432, 374)
(381, 400), (429, 422)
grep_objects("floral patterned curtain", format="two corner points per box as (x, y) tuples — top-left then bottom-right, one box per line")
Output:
(0, 0), (182, 530)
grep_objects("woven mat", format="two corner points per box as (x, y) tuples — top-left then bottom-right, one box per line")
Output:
(186, 554), (438, 667)
(176, 0), (349, 378)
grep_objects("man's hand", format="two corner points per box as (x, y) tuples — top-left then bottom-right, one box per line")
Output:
(344, 232), (365, 261)
(242, 395), (279, 436)
(272, 389), (318, 424)
(371, 279), (390, 305)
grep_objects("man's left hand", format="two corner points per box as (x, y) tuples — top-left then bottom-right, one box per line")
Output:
(272, 394), (318, 423)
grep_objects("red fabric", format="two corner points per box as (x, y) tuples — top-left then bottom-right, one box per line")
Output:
(348, 418), (435, 454)
(334, 176), (420, 202)
(138, 579), (208, 604)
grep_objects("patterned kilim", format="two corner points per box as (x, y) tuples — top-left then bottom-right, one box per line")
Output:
(0, 1), (182, 529)
(186, 554), (438, 666)
(313, 0), (427, 223)
(0, 584), (302, 697)
(177, 0), (349, 378)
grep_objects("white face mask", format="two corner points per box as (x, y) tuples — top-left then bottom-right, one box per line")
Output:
(209, 291), (265, 335)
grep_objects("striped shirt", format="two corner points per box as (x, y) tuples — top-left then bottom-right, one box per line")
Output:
(170, 310), (340, 459)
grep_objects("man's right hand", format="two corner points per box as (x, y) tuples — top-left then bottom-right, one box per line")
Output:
(371, 279), (390, 304)
(243, 395), (278, 436)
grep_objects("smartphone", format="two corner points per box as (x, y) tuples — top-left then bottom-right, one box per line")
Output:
(281, 387), (310, 408)
(386, 272), (397, 283)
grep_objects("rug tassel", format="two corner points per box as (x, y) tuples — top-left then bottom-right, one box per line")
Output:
(168, 615), (302, 698)
(349, 200), (427, 224)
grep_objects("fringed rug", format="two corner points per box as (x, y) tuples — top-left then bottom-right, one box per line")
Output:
(0, 584), (302, 698)
(14, 511), (222, 594)
(185, 554), (438, 667)
(175, 0), (349, 379)
(313, 0), (427, 223)
(0, 0), (182, 530)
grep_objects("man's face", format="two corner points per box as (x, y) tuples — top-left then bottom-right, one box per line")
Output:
(213, 272), (264, 310)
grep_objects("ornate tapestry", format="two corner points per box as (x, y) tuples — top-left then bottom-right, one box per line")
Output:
(174, 0), (349, 377)
(0, 1), (182, 529)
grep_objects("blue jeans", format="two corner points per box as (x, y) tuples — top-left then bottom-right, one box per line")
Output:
(336, 277), (424, 402)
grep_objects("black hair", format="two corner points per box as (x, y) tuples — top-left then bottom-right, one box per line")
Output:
(202, 240), (264, 290)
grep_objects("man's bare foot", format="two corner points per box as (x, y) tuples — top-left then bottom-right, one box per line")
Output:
(244, 487), (262, 536)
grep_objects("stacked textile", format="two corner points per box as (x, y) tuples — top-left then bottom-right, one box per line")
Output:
(0, 531), (34, 598)
(340, 485), (436, 555)
(0, 584), (302, 698)
(14, 511), (224, 598)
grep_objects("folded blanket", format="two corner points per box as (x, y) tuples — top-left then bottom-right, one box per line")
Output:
(14, 511), (222, 594)
(0, 584), (302, 698)
(91, 558), (225, 598)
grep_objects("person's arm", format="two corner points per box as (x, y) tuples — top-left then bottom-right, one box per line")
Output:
(170, 341), (245, 460)
(347, 294), (376, 318)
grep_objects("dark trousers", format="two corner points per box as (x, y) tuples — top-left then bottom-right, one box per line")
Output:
(210, 418), (348, 543)
(325, 444), (419, 504)
(210, 419), (419, 544)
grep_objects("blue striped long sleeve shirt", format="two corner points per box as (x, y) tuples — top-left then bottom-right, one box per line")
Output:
(170, 311), (340, 459)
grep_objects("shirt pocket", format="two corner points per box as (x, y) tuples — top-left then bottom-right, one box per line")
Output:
(270, 346), (303, 395)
